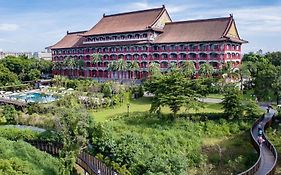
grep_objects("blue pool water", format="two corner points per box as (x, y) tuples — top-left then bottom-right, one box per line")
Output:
(11, 92), (57, 103)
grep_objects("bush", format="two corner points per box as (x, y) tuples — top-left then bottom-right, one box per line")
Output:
(0, 137), (62, 175)
(2, 105), (18, 124)
(0, 127), (60, 142)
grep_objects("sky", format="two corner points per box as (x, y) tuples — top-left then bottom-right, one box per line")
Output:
(0, 0), (281, 53)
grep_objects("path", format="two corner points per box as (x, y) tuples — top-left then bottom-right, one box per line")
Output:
(0, 97), (27, 107)
(253, 111), (276, 175)
(238, 109), (278, 175)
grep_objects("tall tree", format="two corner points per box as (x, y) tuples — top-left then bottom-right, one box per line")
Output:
(54, 95), (90, 175)
(146, 71), (202, 118)
(107, 61), (118, 79)
(130, 60), (140, 80)
(117, 59), (127, 79)
(198, 63), (214, 78)
(180, 61), (196, 78)
(221, 85), (243, 119)
(92, 53), (102, 78)
(148, 62), (161, 77)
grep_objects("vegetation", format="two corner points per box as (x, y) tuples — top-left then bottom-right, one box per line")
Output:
(0, 137), (62, 175)
(53, 96), (90, 175)
(91, 112), (255, 175)
(0, 55), (52, 86)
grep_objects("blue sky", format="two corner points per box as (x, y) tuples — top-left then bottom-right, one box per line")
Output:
(0, 0), (281, 53)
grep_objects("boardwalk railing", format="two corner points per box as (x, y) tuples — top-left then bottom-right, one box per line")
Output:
(28, 140), (118, 175)
(0, 97), (27, 107)
(238, 114), (278, 175)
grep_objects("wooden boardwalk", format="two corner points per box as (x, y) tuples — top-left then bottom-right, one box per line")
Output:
(238, 111), (278, 175)
(0, 97), (27, 107)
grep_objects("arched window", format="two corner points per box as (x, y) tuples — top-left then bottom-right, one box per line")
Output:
(162, 53), (168, 59)
(170, 53), (177, 59)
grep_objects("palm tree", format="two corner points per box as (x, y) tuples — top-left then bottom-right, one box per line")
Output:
(52, 62), (63, 75)
(129, 61), (140, 80)
(117, 59), (127, 79)
(221, 62), (240, 83)
(148, 62), (161, 77)
(107, 61), (118, 79)
(76, 59), (84, 77)
(237, 63), (251, 91)
(180, 61), (196, 78)
(92, 53), (102, 78)
(168, 62), (178, 73)
(198, 63), (214, 77)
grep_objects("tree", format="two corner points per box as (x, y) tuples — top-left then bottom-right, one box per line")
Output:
(130, 61), (140, 80)
(0, 64), (19, 86)
(75, 59), (84, 77)
(117, 59), (127, 79)
(167, 62), (178, 73)
(198, 63), (214, 77)
(2, 105), (18, 124)
(265, 51), (281, 66)
(221, 86), (243, 119)
(107, 61), (118, 79)
(92, 53), (102, 78)
(253, 61), (277, 101)
(180, 61), (196, 78)
(148, 62), (161, 77)
(27, 69), (41, 81)
(146, 71), (202, 118)
(54, 96), (90, 175)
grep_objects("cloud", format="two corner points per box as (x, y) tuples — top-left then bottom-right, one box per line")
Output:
(0, 23), (19, 31)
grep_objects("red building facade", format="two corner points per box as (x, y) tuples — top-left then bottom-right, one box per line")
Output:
(51, 6), (247, 80)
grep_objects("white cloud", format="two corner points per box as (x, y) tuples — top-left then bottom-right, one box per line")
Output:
(0, 23), (19, 31)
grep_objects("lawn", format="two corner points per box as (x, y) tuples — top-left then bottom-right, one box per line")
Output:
(92, 97), (223, 122)
(206, 94), (224, 99)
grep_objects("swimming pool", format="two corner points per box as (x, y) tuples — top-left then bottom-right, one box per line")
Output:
(11, 92), (57, 103)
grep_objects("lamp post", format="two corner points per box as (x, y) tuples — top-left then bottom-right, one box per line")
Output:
(127, 103), (130, 117)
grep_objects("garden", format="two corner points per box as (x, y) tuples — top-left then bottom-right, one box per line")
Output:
(0, 52), (280, 175)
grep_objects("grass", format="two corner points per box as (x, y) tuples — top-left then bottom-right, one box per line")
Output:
(206, 94), (224, 99)
(92, 97), (223, 122)
(191, 131), (257, 175)
(0, 137), (61, 175)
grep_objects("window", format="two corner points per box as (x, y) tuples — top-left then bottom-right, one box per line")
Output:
(142, 54), (147, 59)
(170, 53), (177, 59)
(162, 54), (168, 59)
(161, 45), (166, 51)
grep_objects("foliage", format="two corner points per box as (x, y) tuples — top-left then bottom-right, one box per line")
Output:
(0, 127), (60, 142)
(53, 99), (90, 175)
(0, 56), (52, 82)
(221, 86), (244, 119)
(0, 137), (62, 175)
(145, 71), (204, 117)
(90, 112), (252, 175)
(2, 105), (18, 124)
(102, 83), (113, 97)
(199, 63), (214, 77)
(0, 64), (19, 86)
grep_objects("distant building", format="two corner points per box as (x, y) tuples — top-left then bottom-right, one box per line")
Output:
(50, 5), (247, 79)
(256, 49), (263, 55)
(0, 51), (33, 59)
(33, 50), (52, 60)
